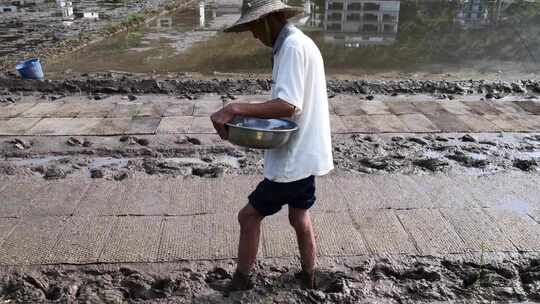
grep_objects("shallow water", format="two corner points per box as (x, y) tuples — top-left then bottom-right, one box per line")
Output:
(42, 0), (540, 79)
(493, 198), (535, 214)
(89, 157), (129, 169)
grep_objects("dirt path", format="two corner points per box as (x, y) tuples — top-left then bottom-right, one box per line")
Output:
(2, 72), (540, 95)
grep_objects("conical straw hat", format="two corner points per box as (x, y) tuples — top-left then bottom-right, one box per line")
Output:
(224, 0), (304, 32)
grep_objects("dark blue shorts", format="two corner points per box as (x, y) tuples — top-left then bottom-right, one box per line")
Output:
(248, 176), (316, 216)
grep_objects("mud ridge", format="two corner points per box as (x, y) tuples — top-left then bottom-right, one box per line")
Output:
(1, 73), (540, 96)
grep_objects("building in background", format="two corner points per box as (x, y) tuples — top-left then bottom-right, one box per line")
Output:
(156, 17), (173, 28)
(323, 0), (400, 47)
(0, 5), (17, 12)
(82, 11), (99, 20)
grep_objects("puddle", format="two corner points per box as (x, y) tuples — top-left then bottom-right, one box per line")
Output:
(468, 152), (488, 160)
(12, 156), (65, 166)
(89, 157), (129, 169)
(88, 156), (218, 169)
(163, 156), (239, 168)
(422, 150), (445, 159)
(493, 199), (535, 214)
(515, 151), (540, 159)
(163, 157), (207, 165)
(10, 155), (240, 169)
(214, 154), (240, 168)
(43, 0), (540, 79)
(12, 156), (128, 169)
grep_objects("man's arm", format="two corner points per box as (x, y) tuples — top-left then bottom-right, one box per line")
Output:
(210, 98), (295, 139)
(228, 98), (295, 118)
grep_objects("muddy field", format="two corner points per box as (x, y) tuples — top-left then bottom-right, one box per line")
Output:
(0, 132), (539, 181)
(0, 73), (539, 303)
(2, 253), (540, 303)
(0, 74), (539, 179)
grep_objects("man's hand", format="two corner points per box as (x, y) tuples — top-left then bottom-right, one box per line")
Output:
(210, 99), (295, 140)
(210, 105), (236, 140)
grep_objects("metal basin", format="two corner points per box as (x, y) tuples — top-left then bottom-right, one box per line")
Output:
(226, 117), (298, 149)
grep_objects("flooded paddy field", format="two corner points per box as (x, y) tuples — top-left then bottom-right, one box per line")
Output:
(38, 0), (540, 80)
(1, 0), (539, 80)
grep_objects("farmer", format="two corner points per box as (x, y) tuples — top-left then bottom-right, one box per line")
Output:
(210, 0), (333, 290)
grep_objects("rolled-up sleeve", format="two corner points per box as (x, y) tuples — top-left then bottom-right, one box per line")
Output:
(273, 46), (305, 112)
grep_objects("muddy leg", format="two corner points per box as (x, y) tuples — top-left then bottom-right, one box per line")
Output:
(289, 207), (317, 288)
(236, 204), (265, 275)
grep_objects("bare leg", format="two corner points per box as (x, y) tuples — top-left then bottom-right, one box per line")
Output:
(289, 207), (316, 278)
(236, 204), (265, 275)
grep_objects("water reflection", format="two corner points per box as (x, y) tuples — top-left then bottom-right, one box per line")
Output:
(52, 0), (101, 23)
(297, 0), (527, 47)
(455, 0), (513, 27)
(195, 0), (242, 29)
(316, 0), (400, 47)
(199, 1), (206, 27)
(149, 0), (241, 30)
(303, 0), (540, 77)
(57, 0), (75, 20)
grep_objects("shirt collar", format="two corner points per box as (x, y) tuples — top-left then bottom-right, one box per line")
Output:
(272, 23), (296, 56)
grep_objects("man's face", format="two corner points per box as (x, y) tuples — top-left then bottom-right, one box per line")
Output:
(248, 18), (271, 47)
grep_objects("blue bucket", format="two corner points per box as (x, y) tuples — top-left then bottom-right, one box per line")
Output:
(16, 58), (44, 80)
